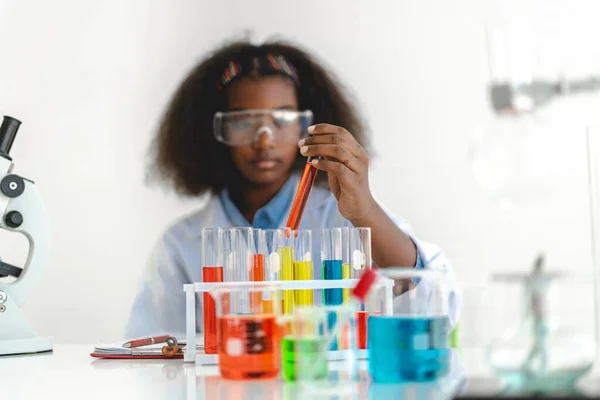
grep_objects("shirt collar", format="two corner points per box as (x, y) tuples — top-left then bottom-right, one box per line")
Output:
(219, 173), (299, 229)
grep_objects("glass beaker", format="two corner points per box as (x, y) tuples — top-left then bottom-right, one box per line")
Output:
(210, 282), (283, 380)
(368, 268), (452, 383)
(282, 304), (358, 394)
(201, 228), (225, 354)
(486, 258), (596, 393)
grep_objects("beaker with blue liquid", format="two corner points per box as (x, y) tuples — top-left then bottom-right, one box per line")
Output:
(368, 268), (453, 383)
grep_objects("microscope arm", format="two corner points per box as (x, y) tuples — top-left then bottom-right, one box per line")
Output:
(0, 173), (51, 307)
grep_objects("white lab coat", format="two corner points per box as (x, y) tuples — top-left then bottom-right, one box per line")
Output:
(124, 174), (462, 339)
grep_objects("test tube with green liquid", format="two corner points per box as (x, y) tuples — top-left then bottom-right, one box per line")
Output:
(293, 230), (313, 306)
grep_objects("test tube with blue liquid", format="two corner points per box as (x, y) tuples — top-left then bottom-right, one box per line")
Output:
(321, 228), (343, 305)
(368, 268), (451, 383)
(321, 228), (343, 350)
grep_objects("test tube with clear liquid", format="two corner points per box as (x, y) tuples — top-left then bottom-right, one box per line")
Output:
(230, 227), (255, 314)
(262, 229), (284, 314)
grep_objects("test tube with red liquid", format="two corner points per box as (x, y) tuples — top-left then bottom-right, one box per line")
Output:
(286, 158), (318, 230)
(348, 227), (372, 350)
(201, 228), (225, 354)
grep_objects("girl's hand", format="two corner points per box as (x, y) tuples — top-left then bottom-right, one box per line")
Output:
(298, 123), (377, 223)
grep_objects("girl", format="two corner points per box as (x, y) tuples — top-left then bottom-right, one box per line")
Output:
(124, 39), (460, 338)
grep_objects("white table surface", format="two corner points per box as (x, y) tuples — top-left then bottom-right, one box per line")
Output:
(0, 345), (598, 399)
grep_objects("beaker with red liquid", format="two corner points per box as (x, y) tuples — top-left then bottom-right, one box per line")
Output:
(211, 282), (283, 380)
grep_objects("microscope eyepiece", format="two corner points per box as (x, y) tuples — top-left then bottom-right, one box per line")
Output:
(0, 116), (21, 157)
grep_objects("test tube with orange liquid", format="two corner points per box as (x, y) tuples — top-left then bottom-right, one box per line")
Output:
(212, 283), (283, 380)
(286, 158), (318, 230)
(201, 228), (225, 354)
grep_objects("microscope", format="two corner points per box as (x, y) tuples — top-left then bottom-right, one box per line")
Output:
(0, 115), (52, 356)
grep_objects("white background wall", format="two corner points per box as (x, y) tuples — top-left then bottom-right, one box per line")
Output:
(1, 0), (600, 346)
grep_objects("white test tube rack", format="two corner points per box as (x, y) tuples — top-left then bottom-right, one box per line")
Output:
(183, 278), (395, 364)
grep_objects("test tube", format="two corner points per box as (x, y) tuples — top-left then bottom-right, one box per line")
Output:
(348, 227), (371, 350)
(293, 230), (313, 306)
(231, 227), (254, 313)
(321, 228), (343, 305)
(286, 159), (318, 230)
(321, 228), (343, 351)
(279, 227), (295, 314)
(201, 228), (224, 354)
(342, 227), (351, 303)
(263, 229), (283, 314)
(249, 229), (267, 310)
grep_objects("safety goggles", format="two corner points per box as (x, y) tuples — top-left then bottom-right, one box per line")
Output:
(213, 109), (313, 146)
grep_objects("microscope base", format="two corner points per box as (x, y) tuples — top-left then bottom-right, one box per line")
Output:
(0, 294), (53, 356)
(0, 337), (53, 356)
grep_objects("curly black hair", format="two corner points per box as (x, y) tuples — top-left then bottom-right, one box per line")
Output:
(147, 37), (369, 196)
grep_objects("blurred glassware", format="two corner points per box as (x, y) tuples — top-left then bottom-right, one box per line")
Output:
(486, 254), (596, 393)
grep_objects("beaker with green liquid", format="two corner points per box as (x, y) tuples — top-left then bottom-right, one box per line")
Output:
(281, 304), (358, 388)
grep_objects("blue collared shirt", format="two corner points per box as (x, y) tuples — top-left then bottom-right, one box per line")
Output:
(219, 175), (297, 229)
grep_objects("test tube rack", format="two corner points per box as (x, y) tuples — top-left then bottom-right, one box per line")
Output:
(183, 278), (395, 364)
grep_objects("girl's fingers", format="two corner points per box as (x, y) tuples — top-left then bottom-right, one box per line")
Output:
(300, 144), (361, 173)
(309, 158), (355, 183)
(302, 124), (366, 160)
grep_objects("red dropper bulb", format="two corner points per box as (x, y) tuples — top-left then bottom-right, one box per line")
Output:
(351, 268), (379, 303)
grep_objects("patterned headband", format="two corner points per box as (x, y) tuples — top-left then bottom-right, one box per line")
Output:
(217, 53), (300, 90)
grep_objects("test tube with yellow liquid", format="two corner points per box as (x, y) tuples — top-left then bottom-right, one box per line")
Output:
(342, 227), (351, 303)
(293, 230), (313, 306)
(279, 228), (295, 314)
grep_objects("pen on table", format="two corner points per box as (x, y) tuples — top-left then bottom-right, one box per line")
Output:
(122, 334), (173, 348)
